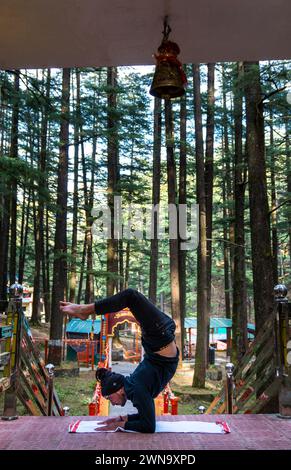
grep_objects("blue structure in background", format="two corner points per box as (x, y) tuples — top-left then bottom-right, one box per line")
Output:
(184, 317), (255, 341)
(66, 319), (101, 335)
(65, 319), (102, 363)
(65, 317), (255, 363)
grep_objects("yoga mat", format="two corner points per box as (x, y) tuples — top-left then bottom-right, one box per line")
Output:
(68, 420), (230, 434)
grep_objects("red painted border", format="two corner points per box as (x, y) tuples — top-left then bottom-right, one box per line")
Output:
(216, 420), (231, 433)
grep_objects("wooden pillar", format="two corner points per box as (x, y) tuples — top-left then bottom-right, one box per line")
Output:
(86, 341), (89, 367)
(91, 341), (94, 370)
(3, 284), (23, 420)
(188, 328), (192, 358)
(108, 336), (113, 369)
(277, 289), (291, 417)
(136, 324), (139, 350)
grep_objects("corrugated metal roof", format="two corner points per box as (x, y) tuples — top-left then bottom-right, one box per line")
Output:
(66, 319), (101, 334)
(184, 317), (255, 330)
(66, 317), (255, 334)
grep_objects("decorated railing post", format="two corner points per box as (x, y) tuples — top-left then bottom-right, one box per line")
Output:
(63, 406), (70, 416)
(163, 388), (169, 414)
(2, 283), (23, 421)
(275, 285), (291, 418)
(45, 363), (55, 416)
(170, 395), (179, 415)
(225, 362), (234, 414)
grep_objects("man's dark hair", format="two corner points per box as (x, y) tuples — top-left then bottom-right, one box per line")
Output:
(96, 367), (124, 396)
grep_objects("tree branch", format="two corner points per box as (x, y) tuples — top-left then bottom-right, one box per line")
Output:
(268, 199), (291, 216)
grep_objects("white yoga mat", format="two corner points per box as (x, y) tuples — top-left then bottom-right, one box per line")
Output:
(68, 420), (230, 434)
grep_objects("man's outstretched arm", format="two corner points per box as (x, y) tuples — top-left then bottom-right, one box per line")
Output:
(59, 289), (136, 319)
(124, 386), (156, 433)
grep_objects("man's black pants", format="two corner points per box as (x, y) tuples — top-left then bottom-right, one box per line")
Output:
(94, 288), (176, 353)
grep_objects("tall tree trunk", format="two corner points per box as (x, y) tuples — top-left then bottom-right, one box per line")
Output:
(77, 235), (87, 304)
(43, 204), (51, 322)
(222, 64), (233, 355)
(31, 70), (50, 324)
(124, 241), (130, 289)
(69, 69), (80, 303)
(192, 64), (208, 388)
(165, 99), (182, 364)
(232, 62), (248, 363)
(222, 162), (232, 357)
(119, 238), (124, 291)
(85, 166), (95, 304)
(205, 63), (215, 358)
(17, 193), (26, 284)
(0, 73), (10, 305)
(269, 107), (279, 284)
(178, 93), (187, 358)
(41, 71), (51, 323)
(120, 156), (134, 292)
(149, 97), (162, 304)
(244, 62), (274, 332)
(222, 65), (235, 286)
(78, 103), (89, 303)
(31, 185), (40, 323)
(0, 72), (7, 155)
(0, 193), (10, 306)
(48, 68), (71, 365)
(107, 67), (119, 297)
(9, 71), (20, 285)
(18, 188), (31, 284)
(79, 91), (91, 302)
(85, 73), (100, 303)
(285, 118), (291, 274)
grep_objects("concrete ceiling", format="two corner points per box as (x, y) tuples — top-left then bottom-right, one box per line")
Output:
(0, 0), (290, 69)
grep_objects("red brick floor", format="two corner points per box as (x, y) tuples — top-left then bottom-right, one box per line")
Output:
(0, 414), (291, 450)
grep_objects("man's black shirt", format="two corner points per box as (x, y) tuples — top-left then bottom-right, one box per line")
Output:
(123, 348), (179, 433)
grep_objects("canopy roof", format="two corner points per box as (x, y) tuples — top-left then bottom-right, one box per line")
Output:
(184, 317), (255, 331)
(66, 319), (101, 335)
(65, 317), (255, 334)
(1, 0), (290, 69)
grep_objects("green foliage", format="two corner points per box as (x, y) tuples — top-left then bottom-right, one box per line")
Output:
(0, 155), (47, 189)
(0, 60), (290, 315)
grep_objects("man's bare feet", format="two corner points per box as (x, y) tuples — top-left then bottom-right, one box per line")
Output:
(59, 301), (94, 320)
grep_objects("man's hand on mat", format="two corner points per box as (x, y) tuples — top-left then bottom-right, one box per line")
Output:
(98, 417), (121, 425)
(59, 301), (94, 320)
(95, 421), (125, 432)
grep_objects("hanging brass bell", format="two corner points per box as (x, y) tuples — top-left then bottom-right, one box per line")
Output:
(150, 40), (186, 99)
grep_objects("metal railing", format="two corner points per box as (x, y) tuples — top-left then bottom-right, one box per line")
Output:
(0, 283), (65, 418)
(207, 285), (291, 416)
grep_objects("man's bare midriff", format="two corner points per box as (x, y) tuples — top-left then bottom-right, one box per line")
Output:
(156, 340), (178, 358)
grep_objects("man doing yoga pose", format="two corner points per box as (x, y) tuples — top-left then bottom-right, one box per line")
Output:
(60, 288), (179, 433)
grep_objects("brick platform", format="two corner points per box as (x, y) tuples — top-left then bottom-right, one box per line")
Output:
(1, 414), (291, 450)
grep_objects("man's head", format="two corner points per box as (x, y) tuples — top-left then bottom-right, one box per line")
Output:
(96, 367), (127, 407)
